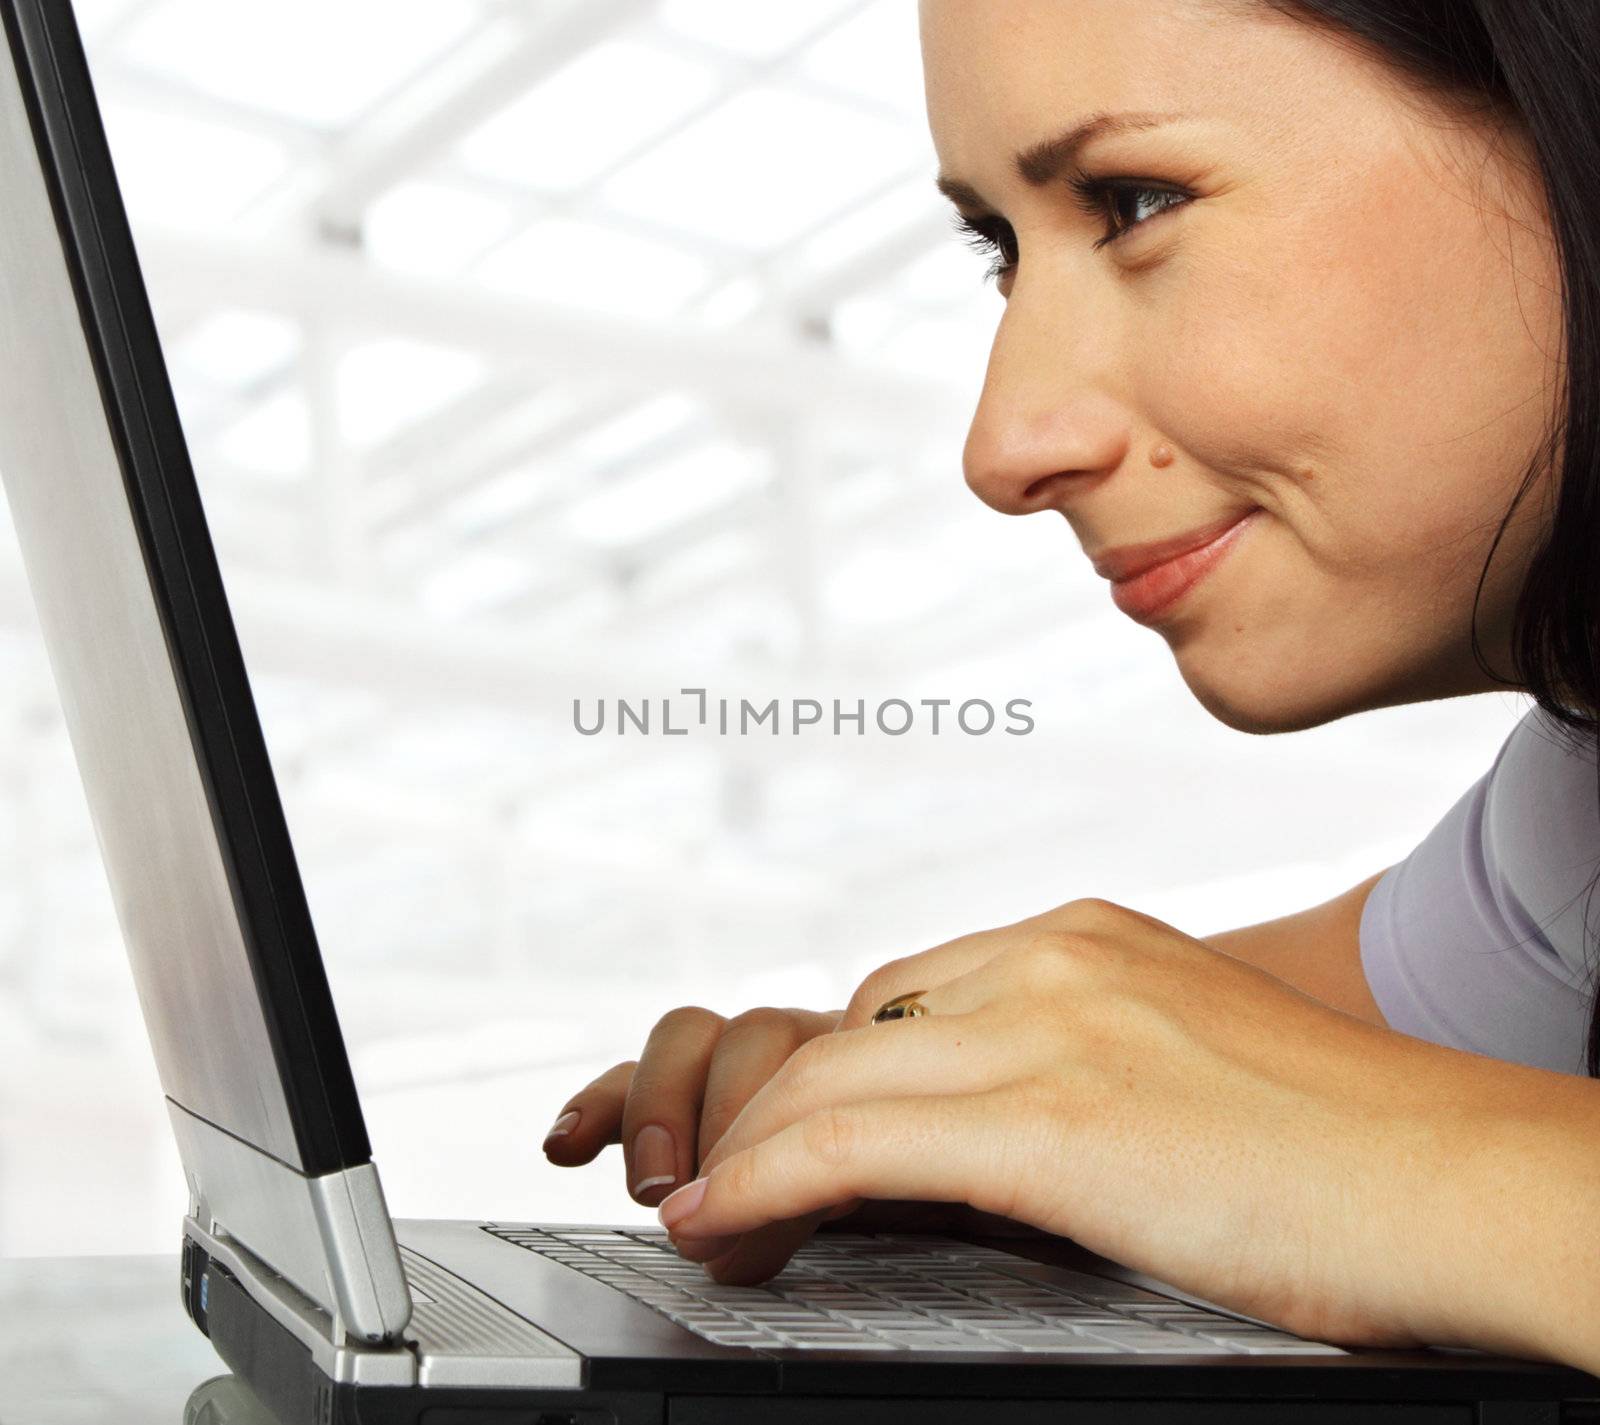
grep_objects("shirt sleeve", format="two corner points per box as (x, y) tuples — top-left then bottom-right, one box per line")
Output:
(1358, 702), (1600, 1075)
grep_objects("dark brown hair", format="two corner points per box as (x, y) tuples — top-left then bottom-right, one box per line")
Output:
(1255, 0), (1600, 1075)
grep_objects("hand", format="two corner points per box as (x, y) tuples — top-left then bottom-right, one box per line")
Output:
(541, 1004), (842, 1207)
(653, 896), (1511, 1351)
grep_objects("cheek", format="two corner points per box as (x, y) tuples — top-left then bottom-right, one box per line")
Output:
(1134, 164), (1557, 591)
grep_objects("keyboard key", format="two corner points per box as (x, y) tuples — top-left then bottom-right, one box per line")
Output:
(988, 1329), (1117, 1350)
(877, 1331), (1005, 1350)
(1235, 1342), (1350, 1355)
(782, 1332), (898, 1348)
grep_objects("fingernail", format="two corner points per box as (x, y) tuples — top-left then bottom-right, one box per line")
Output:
(630, 1124), (678, 1201)
(542, 1110), (580, 1146)
(658, 1176), (707, 1230)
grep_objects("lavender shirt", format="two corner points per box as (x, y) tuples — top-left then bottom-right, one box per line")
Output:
(1359, 702), (1600, 1075)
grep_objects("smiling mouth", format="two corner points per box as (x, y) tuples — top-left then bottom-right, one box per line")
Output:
(1104, 509), (1262, 625)
(1089, 509), (1262, 583)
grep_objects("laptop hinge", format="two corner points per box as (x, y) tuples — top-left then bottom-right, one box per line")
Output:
(184, 1216), (417, 1386)
(170, 1099), (412, 1346)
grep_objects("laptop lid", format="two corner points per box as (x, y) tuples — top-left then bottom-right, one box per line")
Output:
(0, 0), (407, 1342)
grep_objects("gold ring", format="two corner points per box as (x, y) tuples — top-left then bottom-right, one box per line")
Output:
(872, 990), (929, 1023)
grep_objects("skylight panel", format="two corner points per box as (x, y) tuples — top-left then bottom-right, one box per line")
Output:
(336, 338), (487, 449)
(474, 218), (712, 320)
(365, 179), (519, 277)
(629, 527), (759, 603)
(899, 241), (994, 305)
(782, 175), (944, 284)
(570, 393), (701, 468)
(116, 0), (483, 129)
(830, 294), (901, 354)
(693, 275), (766, 329)
(418, 550), (537, 621)
(71, 0), (142, 42)
(443, 464), (567, 537)
(656, 0), (866, 58)
(562, 439), (765, 548)
(873, 310), (998, 384)
(173, 309), (301, 392)
(797, 0), (928, 119)
(457, 37), (723, 191)
(600, 86), (919, 251)
(211, 390), (312, 480)
(99, 101), (292, 230)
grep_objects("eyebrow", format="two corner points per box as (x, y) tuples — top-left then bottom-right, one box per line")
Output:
(934, 110), (1193, 209)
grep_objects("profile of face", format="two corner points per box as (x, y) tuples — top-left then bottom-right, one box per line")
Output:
(921, 0), (1564, 734)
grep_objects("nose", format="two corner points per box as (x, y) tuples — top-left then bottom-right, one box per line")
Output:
(962, 303), (1132, 516)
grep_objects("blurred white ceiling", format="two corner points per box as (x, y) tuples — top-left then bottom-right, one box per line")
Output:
(0, 0), (1530, 1248)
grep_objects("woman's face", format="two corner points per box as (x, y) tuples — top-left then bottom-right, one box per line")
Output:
(921, 0), (1563, 733)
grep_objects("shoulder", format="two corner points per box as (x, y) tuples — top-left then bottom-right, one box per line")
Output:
(1357, 699), (1600, 1072)
(1484, 701), (1600, 989)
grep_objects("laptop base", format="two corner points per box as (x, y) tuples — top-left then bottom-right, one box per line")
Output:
(182, 1219), (1599, 1425)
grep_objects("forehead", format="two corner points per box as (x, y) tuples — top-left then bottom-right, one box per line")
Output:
(918, 0), (1399, 183)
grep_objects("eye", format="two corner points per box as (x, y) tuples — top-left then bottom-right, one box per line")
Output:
(950, 176), (1190, 286)
(1065, 175), (1191, 251)
(951, 210), (1019, 286)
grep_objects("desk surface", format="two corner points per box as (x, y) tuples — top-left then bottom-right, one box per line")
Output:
(0, 1254), (255, 1425)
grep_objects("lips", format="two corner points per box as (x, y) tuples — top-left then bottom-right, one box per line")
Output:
(1090, 510), (1260, 584)
(1103, 509), (1260, 625)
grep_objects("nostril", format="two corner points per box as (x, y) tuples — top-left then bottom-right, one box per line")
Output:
(1020, 468), (1107, 508)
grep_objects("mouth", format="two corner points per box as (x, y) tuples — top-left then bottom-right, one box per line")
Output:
(1096, 509), (1262, 626)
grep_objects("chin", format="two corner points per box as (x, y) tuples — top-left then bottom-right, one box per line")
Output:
(1175, 621), (1507, 732)
(1172, 651), (1371, 736)
(1183, 678), (1341, 735)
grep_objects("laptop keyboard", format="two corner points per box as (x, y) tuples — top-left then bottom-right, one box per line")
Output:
(485, 1226), (1349, 1356)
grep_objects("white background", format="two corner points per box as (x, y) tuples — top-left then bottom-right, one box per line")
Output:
(0, 0), (1527, 1257)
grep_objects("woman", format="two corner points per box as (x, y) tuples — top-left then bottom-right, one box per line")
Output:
(545, 0), (1600, 1375)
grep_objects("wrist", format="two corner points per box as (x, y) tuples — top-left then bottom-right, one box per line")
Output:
(1419, 1060), (1600, 1373)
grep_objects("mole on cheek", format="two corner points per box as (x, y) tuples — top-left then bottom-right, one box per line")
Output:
(1300, 466), (1315, 480)
(1150, 443), (1175, 468)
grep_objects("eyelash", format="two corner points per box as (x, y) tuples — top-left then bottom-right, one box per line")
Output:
(954, 176), (1191, 284)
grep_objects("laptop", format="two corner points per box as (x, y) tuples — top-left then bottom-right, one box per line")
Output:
(1, 2), (1596, 1420)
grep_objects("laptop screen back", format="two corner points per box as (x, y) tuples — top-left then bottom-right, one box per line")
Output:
(0, 0), (369, 1178)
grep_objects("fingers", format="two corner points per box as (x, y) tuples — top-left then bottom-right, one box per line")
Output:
(541, 1060), (635, 1166)
(837, 930), (1008, 1030)
(697, 1008), (839, 1163)
(683, 1198), (1035, 1286)
(620, 1006), (727, 1206)
(678, 1210), (832, 1286)
(661, 1092), (1017, 1249)
(542, 1005), (847, 1212)
(698, 1000), (999, 1182)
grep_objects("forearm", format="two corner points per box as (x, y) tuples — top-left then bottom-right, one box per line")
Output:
(1407, 1055), (1600, 1375)
(1201, 869), (1390, 1028)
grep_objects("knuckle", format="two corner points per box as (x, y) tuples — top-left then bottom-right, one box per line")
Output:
(1005, 930), (1088, 980)
(723, 1148), (761, 1201)
(723, 1006), (801, 1045)
(696, 1089), (745, 1145)
(1063, 895), (1125, 922)
(1035, 896), (1130, 939)
(847, 959), (914, 1019)
(773, 1033), (828, 1098)
(580, 1059), (637, 1097)
(655, 1004), (725, 1039)
(801, 1106), (856, 1169)
(1040, 923), (1118, 967)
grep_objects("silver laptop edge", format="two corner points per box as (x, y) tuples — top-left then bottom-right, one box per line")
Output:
(0, 4), (407, 1344)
